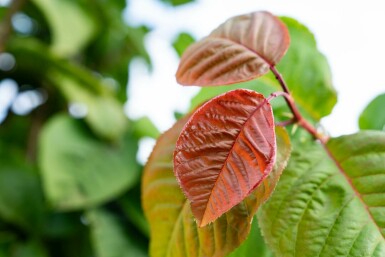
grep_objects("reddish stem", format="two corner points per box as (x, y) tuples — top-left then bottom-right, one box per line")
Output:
(269, 66), (327, 144)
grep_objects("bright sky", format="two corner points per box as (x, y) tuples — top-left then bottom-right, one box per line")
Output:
(126, 0), (385, 139)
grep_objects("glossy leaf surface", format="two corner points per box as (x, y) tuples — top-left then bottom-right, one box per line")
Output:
(143, 114), (291, 257)
(359, 93), (385, 131)
(174, 89), (276, 226)
(260, 131), (385, 257)
(38, 115), (140, 210)
(176, 11), (289, 86)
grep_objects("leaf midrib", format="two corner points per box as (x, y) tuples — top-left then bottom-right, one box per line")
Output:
(323, 143), (385, 240)
(201, 96), (273, 226)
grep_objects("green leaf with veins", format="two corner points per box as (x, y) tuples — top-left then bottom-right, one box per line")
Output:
(260, 131), (385, 257)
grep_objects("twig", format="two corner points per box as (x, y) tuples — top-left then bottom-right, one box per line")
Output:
(269, 65), (328, 144)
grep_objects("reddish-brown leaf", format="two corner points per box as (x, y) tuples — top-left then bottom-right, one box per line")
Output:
(142, 113), (291, 257)
(176, 11), (290, 86)
(174, 89), (276, 227)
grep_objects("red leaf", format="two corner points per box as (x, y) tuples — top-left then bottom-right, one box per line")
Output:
(174, 89), (276, 226)
(176, 11), (290, 86)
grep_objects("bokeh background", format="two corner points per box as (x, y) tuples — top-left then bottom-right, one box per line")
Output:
(0, 0), (384, 256)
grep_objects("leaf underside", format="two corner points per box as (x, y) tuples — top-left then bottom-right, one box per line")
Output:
(174, 89), (276, 227)
(142, 114), (291, 257)
(260, 131), (385, 257)
(176, 11), (290, 86)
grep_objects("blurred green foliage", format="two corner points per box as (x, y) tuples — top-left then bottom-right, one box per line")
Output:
(0, 0), (193, 256)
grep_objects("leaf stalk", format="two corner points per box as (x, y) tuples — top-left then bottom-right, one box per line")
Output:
(270, 66), (328, 143)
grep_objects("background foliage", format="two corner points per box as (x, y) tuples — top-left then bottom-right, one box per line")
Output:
(0, 0), (193, 256)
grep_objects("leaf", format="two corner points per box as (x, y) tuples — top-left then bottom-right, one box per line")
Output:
(87, 209), (148, 257)
(132, 116), (160, 139)
(259, 131), (385, 257)
(38, 114), (140, 210)
(160, 0), (195, 6)
(142, 114), (291, 257)
(359, 93), (385, 131)
(228, 215), (273, 257)
(32, 0), (98, 56)
(174, 89), (276, 226)
(7, 240), (48, 257)
(172, 32), (195, 58)
(176, 11), (290, 86)
(188, 76), (292, 124)
(119, 186), (150, 237)
(271, 17), (337, 121)
(55, 72), (128, 140)
(8, 37), (128, 140)
(0, 161), (45, 233)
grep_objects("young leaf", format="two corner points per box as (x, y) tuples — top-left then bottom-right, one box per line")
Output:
(176, 11), (290, 86)
(260, 131), (385, 257)
(359, 92), (385, 131)
(142, 115), (291, 257)
(174, 89), (276, 227)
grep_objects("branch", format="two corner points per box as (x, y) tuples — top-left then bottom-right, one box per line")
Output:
(0, 0), (27, 53)
(269, 66), (328, 144)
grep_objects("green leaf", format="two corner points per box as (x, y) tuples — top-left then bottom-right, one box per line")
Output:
(0, 157), (45, 233)
(10, 240), (48, 257)
(38, 114), (140, 210)
(228, 216), (273, 257)
(271, 17), (337, 121)
(142, 115), (291, 257)
(172, 32), (195, 57)
(359, 93), (385, 131)
(32, 0), (98, 56)
(87, 209), (148, 257)
(159, 0), (195, 6)
(119, 186), (150, 237)
(55, 72), (128, 140)
(8, 37), (128, 140)
(260, 131), (385, 257)
(131, 117), (160, 139)
(85, 3), (150, 102)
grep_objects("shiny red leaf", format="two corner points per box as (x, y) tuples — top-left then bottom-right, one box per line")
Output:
(176, 11), (290, 86)
(142, 113), (291, 257)
(174, 89), (276, 226)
